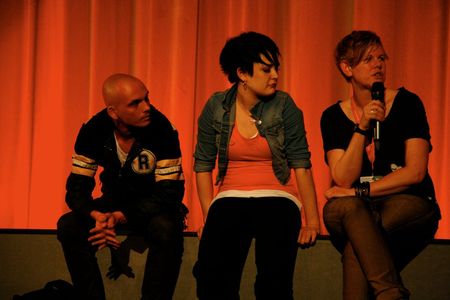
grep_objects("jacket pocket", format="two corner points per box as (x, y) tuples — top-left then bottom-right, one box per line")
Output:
(264, 118), (285, 148)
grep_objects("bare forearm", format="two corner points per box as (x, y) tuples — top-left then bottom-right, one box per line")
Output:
(326, 169), (424, 200)
(369, 166), (425, 196)
(195, 172), (214, 222)
(329, 134), (366, 187)
(327, 164), (428, 199)
(329, 138), (430, 198)
(294, 168), (319, 227)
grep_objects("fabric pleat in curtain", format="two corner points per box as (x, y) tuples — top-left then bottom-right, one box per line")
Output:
(0, 0), (449, 239)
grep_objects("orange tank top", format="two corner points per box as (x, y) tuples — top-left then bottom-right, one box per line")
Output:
(215, 124), (300, 208)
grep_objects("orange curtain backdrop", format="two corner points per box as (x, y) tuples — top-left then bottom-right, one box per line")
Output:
(0, 0), (448, 239)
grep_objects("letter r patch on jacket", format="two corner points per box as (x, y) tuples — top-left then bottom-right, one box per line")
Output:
(132, 149), (156, 174)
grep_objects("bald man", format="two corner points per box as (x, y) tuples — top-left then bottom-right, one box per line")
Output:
(57, 74), (187, 300)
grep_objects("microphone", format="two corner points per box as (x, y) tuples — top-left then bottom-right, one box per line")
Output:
(371, 82), (385, 150)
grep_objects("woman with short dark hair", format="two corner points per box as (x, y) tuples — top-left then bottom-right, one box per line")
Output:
(193, 31), (320, 300)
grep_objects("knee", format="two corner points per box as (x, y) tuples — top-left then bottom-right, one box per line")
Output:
(144, 218), (184, 251)
(382, 195), (440, 233)
(56, 212), (72, 239)
(56, 212), (88, 242)
(324, 196), (367, 219)
(324, 197), (371, 233)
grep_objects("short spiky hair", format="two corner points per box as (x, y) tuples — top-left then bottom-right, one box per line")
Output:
(335, 30), (387, 81)
(219, 31), (280, 83)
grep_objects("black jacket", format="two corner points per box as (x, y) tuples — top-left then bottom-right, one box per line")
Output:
(66, 105), (185, 219)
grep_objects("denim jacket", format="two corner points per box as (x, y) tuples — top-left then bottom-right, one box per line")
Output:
(194, 84), (311, 185)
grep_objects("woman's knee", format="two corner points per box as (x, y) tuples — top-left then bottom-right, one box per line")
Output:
(323, 197), (371, 242)
(324, 197), (368, 223)
(380, 195), (440, 232)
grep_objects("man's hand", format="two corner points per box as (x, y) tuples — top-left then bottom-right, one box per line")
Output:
(88, 226), (120, 250)
(88, 211), (122, 250)
(109, 211), (127, 227)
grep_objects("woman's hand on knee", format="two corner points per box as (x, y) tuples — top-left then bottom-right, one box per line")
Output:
(325, 186), (354, 200)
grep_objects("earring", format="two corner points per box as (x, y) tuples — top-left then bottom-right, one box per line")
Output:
(242, 80), (247, 91)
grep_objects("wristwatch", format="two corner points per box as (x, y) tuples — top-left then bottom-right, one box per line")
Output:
(354, 124), (369, 136)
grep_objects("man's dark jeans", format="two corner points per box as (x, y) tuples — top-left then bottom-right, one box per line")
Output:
(57, 207), (185, 300)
